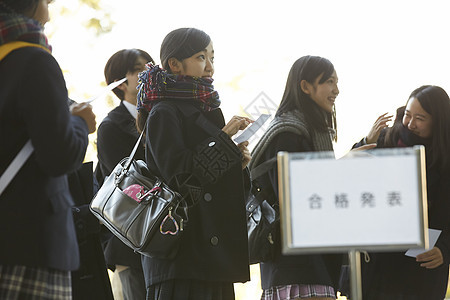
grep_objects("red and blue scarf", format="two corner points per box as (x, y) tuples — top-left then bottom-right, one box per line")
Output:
(137, 63), (220, 113)
(0, 9), (51, 51)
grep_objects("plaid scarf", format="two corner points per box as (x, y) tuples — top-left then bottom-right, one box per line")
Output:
(0, 11), (51, 51)
(137, 63), (221, 113)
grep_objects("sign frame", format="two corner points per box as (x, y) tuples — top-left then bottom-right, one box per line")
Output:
(277, 146), (428, 255)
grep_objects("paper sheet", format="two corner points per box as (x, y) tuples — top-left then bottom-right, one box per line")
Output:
(233, 114), (271, 144)
(405, 228), (441, 257)
(84, 77), (127, 103)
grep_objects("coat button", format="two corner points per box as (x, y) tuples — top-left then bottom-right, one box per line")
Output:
(208, 141), (216, 147)
(204, 193), (212, 202)
(210, 236), (219, 246)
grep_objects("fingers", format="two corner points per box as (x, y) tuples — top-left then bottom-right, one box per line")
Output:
(238, 141), (251, 169)
(416, 247), (444, 269)
(238, 141), (249, 148)
(375, 112), (392, 122)
(416, 247), (439, 261)
(222, 115), (253, 137)
(366, 113), (393, 144)
(355, 144), (377, 151)
(419, 257), (443, 269)
(70, 102), (97, 134)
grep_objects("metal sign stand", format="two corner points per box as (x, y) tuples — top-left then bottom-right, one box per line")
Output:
(349, 249), (362, 300)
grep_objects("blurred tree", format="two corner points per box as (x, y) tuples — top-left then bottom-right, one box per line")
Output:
(46, 0), (118, 164)
(48, 0), (115, 38)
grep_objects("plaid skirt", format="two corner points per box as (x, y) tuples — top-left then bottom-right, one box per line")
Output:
(261, 284), (335, 300)
(0, 265), (71, 300)
(146, 279), (235, 300)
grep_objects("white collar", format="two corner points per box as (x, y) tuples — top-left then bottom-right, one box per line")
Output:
(122, 100), (137, 119)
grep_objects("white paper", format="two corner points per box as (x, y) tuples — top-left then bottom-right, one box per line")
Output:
(233, 114), (271, 144)
(288, 154), (423, 247)
(405, 228), (441, 257)
(83, 77), (127, 103)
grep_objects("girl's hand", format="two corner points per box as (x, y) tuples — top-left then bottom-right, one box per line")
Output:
(70, 102), (97, 134)
(238, 141), (251, 169)
(416, 247), (444, 269)
(366, 112), (393, 144)
(222, 116), (253, 138)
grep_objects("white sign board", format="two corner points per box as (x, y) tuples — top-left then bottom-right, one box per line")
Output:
(278, 146), (428, 254)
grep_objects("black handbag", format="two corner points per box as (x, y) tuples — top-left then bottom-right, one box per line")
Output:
(246, 157), (279, 264)
(90, 127), (188, 259)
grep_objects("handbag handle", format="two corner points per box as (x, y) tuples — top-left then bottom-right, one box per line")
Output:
(122, 124), (146, 171)
(117, 121), (148, 185)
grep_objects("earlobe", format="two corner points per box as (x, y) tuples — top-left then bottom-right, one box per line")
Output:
(300, 80), (311, 95)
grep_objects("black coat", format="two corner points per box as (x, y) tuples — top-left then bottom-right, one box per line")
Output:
(68, 162), (114, 300)
(95, 101), (145, 269)
(257, 131), (343, 291)
(354, 126), (450, 300)
(141, 100), (250, 286)
(0, 47), (88, 271)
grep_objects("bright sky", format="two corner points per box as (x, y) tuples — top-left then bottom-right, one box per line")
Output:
(47, 0), (450, 160)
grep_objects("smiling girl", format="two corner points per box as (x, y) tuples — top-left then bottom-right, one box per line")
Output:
(136, 28), (252, 300)
(249, 56), (342, 300)
(356, 85), (450, 300)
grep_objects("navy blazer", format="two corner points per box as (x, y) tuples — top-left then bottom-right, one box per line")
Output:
(0, 47), (89, 271)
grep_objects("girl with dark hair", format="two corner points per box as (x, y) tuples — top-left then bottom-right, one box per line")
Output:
(355, 85), (450, 300)
(249, 55), (343, 300)
(136, 27), (252, 300)
(0, 0), (96, 299)
(97, 48), (154, 300)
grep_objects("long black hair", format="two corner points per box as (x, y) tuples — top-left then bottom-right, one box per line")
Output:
(137, 28), (211, 133)
(409, 85), (450, 172)
(276, 55), (337, 141)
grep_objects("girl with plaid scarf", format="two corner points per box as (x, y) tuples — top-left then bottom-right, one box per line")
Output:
(136, 28), (253, 300)
(0, 1), (96, 299)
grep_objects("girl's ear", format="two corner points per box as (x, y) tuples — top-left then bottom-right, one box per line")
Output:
(168, 57), (183, 74)
(300, 79), (312, 95)
(115, 79), (127, 92)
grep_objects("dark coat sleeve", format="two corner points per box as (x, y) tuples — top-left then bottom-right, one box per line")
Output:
(431, 174), (450, 265)
(147, 103), (242, 194)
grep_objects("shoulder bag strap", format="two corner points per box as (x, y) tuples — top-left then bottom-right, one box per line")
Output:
(250, 157), (277, 180)
(0, 140), (34, 196)
(122, 122), (147, 171)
